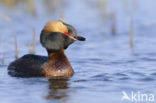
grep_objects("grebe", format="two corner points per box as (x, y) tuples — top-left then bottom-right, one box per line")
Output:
(8, 19), (86, 79)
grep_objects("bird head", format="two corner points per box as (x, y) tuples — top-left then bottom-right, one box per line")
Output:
(40, 19), (86, 52)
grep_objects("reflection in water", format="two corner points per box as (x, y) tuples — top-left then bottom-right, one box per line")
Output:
(46, 79), (70, 100)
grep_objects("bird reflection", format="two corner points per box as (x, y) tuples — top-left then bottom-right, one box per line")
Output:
(46, 79), (70, 100)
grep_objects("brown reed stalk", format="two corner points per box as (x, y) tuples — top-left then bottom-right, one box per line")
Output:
(14, 34), (18, 59)
(28, 40), (32, 54)
(33, 28), (36, 54)
(130, 19), (134, 49)
(1, 53), (5, 65)
(60, 11), (64, 20)
(111, 12), (116, 35)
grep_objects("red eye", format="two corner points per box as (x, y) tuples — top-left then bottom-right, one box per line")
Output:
(64, 32), (70, 36)
(63, 32), (77, 41)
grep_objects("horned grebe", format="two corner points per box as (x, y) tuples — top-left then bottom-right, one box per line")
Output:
(8, 19), (86, 79)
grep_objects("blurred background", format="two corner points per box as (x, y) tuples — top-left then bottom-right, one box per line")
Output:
(0, 0), (156, 103)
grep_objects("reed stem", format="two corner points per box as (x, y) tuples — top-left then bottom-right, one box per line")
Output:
(14, 34), (18, 59)
(111, 12), (116, 35)
(1, 53), (5, 65)
(33, 28), (36, 54)
(60, 11), (64, 20)
(28, 40), (32, 54)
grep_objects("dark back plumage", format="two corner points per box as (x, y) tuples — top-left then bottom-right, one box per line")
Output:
(8, 54), (48, 77)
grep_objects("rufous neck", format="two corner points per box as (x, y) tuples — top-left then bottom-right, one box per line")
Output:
(47, 49), (69, 63)
(44, 49), (74, 78)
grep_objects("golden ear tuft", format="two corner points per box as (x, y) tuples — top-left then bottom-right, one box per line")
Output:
(42, 20), (68, 33)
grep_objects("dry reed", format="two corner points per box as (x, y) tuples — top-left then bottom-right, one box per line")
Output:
(33, 28), (36, 54)
(111, 12), (116, 35)
(28, 40), (32, 54)
(28, 28), (36, 54)
(60, 11), (64, 20)
(1, 53), (5, 65)
(14, 34), (18, 59)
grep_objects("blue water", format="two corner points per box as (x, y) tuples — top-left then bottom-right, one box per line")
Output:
(0, 0), (156, 103)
